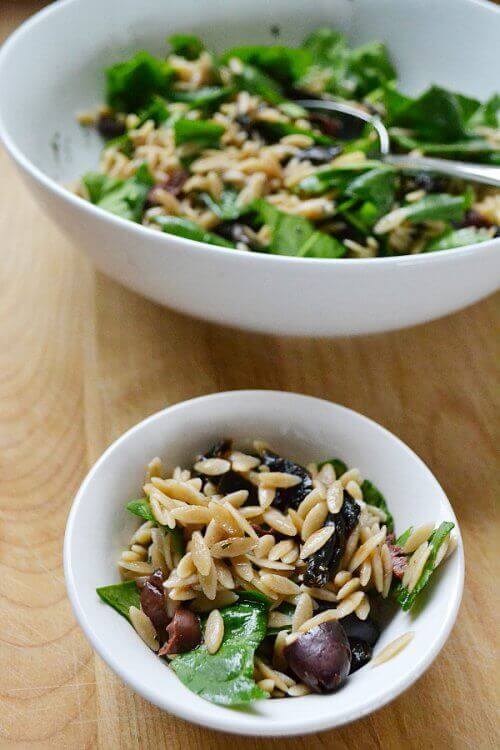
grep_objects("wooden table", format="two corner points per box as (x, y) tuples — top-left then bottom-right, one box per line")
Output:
(1, 3), (499, 748)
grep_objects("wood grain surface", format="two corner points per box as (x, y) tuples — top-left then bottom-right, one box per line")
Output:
(1, 3), (499, 748)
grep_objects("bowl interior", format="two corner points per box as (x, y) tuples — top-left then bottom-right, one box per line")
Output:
(64, 391), (463, 736)
(0, 0), (499, 183)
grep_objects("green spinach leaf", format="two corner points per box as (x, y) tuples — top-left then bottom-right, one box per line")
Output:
(297, 160), (384, 195)
(423, 226), (494, 252)
(200, 189), (243, 221)
(345, 166), (396, 215)
(106, 52), (174, 112)
(254, 200), (346, 258)
(171, 597), (268, 705)
(361, 480), (394, 532)
(168, 34), (205, 60)
(231, 63), (285, 105)
(84, 164), (154, 222)
(126, 499), (155, 522)
(394, 522), (455, 611)
(136, 96), (169, 126)
(168, 86), (232, 110)
(96, 581), (140, 620)
(222, 45), (311, 85)
(173, 118), (225, 147)
(154, 216), (235, 247)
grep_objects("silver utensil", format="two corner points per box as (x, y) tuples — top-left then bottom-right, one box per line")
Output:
(296, 99), (500, 187)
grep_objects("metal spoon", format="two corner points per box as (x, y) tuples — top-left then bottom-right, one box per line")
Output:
(296, 99), (500, 188)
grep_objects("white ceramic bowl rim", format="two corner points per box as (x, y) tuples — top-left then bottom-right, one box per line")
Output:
(64, 390), (464, 736)
(0, 0), (497, 269)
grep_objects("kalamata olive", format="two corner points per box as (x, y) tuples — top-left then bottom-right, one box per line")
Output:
(97, 113), (126, 139)
(139, 569), (170, 643)
(349, 639), (373, 673)
(295, 145), (343, 164)
(284, 621), (351, 693)
(340, 613), (380, 646)
(158, 608), (201, 656)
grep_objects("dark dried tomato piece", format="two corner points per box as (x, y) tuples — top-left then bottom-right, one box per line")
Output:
(139, 569), (170, 643)
(386, 533), (407, 579)
(261, 450), (313, 511)
(302, 492), (360, 587)
(147, 170), (189, 206)
(158, 608), (202, 655)
(217, 470), (259, 503)
(97, 113), (126, 139)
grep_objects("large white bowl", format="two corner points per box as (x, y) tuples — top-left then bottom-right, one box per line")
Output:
(64, 390), (464, 736)
(0, 0), (498, 336)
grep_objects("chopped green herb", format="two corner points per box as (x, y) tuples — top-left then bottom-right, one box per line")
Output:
(126, 499), (155, 522)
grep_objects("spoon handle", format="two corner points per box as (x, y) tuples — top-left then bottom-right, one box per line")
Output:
(384, 154), (500, 188)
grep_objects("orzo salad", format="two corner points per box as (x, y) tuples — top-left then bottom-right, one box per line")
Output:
(97, 439), (457, 705)
(75, 29), (500, 258)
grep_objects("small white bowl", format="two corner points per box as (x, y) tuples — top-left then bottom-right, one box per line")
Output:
(0, 0), (499, 336)
(64, 390), (463, 736)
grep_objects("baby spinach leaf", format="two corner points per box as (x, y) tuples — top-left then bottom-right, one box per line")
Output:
(301, 28), (350, 94)
(126, 499), (155, 522)
(173, 118), (225, 147)
(399, 193), (469, 225)
(385, 85), (486, 144)
(468, 93), (500, 129)
(96, 581), (140, 621)
(154, 216), (235, 248)
(253, 200), (346, 258)
(168, 33), (205, 60)
(423, 226), (494, 252)
(102, 133), (134, 157)
(106, 51), (174, 112)
(82, 172), (122, 204)
(221, 45), (311, 85)
(345, 166), (396, 215)
(297, 160), (384, 195)
(231, 63), (285, 105)
(168, 86), (232, 110)
(361, 480), (394, 532)
(390, 132), (498, 162)
(136, 96), (169, 126)
(171, 597), (268, 705)
(347, 41), (396, 98)
(395, 526), (413, 547)
(394, 522), (455, 611)
(84, 164), (154, 222)
(200, 189), (243, 221)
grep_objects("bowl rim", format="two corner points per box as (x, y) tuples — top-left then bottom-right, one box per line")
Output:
(63, 390), (464, 736)
(0, 0), (498, 269)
